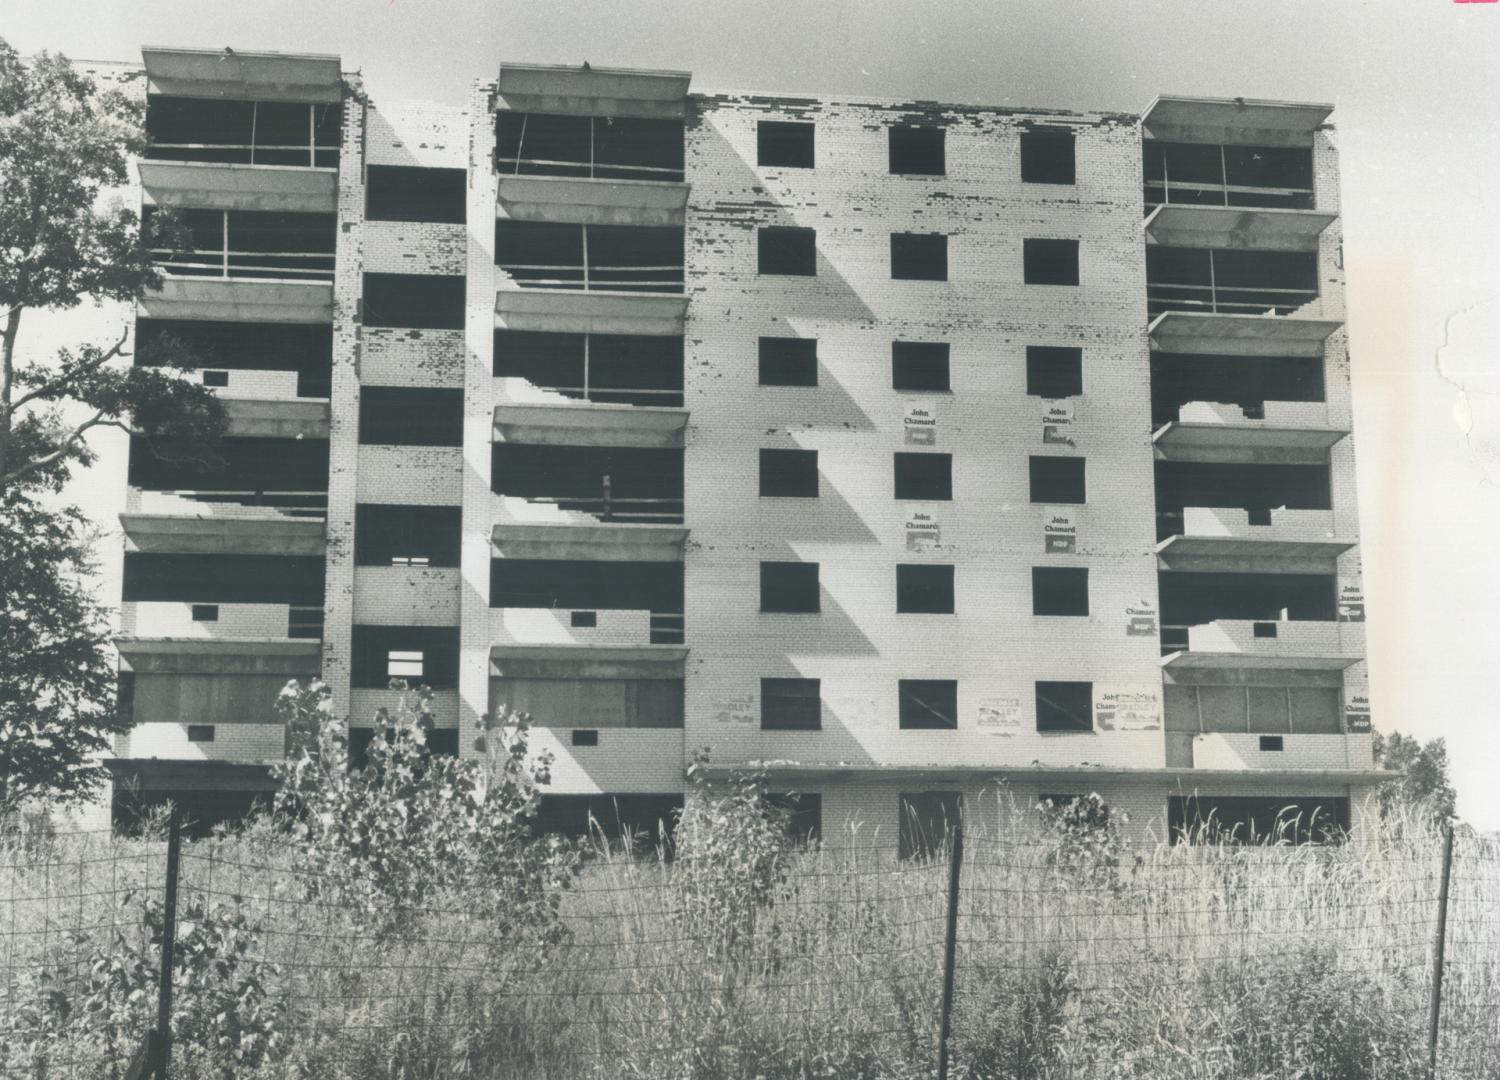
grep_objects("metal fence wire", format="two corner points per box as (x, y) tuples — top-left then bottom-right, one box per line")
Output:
(2, 814), (1498, 1079)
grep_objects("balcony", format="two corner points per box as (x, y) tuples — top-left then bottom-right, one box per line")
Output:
(1155, 459), (1332, 543)
(115, 635), (321, 674)
(145, 207), (337, 284)
(1157, 507), (1353, 573)
(122, 601), (323, 641)
(496, 221), (683, 293)
(493, 520), (688, 563)
(1161, 619), (1362, 671)
(496, 289), (688, 337)
(120, 513), (325, 556)
(1149, 311), (1340, 358)
(1141, 96), (1333, 148)
(127, 434), (329, 519)
(142, 47), (342, 105)
(1188, 733), (1373, 772)
(492, 442), (683, 524)
(1144, 205), (1334, 252)
(140, 160), (337, 214)
(1142, 137), (1320, 212)
(491, 556), (684, 646)
(495, 62), (691, 121)
(1146, 245), (1322, 319)
(495, 328), (684, 409)
(494, 400), (687, 449)
(221, 398), (329, 439)
(1149, 351), (1331, 428)
(136, 318), (333, 400)
(1153, 401), (1347, 464)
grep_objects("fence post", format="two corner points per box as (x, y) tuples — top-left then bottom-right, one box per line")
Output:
(936, 821), (964, 1080)
(1427, 823), (1455, 1079)
(155, 805), (183, 1080)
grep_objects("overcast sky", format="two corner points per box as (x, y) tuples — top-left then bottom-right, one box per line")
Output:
(9, 0), (1500, 827)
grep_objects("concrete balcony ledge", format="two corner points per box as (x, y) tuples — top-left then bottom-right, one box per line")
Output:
(492, 607), (656, 649)
(493, 521), (688, 561)
(696, 760), (1388, 785)
(530, 727), (685, 794)
(1191, 733), (1373, 772)
(496, 62), (690, 120)
(498, 174), (689, 228)
(1158, 507), (1354, 572)
(143, 46), (342, 103)
(1149, 311), (1341, 358)
(1142, 96), (1333, 146)
(1177, 400), (1333, 427)
(496, 289), (688, 337)
(1163, 619), (1363, 672)
(1152, 420), (1348, 464)
(115, 636), (321, 675)
(1144, 204), (1336, 252)
(139, 160), (337, 214)
(222, 397), (330, 439)
(491, 643), (688, 680)
(120, 512), (326, 556)
(494, 400), (688, 448)
(139, 277), (334, 325)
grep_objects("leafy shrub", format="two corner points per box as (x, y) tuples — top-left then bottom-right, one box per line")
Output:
(1038, 792), (1140, 895)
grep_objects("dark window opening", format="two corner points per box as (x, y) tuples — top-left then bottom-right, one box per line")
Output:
(894, 452), (952, 501)
(892, 341), (950, 392)
(1150, 352), (1325, 427)
(759, 337), (818, 386)
(1169, 795), (1348, 845)
(355, 504), (462, 567)
(760, 448), (819, 498)
(1036, 681), (1092, 732)
(758, 121), (815, 168)
(761, 678), (821, 731)
(363, 273), (466, 330)
(496, 221), (684, 293)
(288, 606), (323, 639)
(889, 126), (945, 176)
(494, 329), (683, 407)
(1253, 621), (1278, 638)
(1023, 238), (1080, 286)
(1032, 567), (1089, 616)
(758, 227), (817, 276)
(760, 562), (820, 613)
(1144, 141), (1314, 210)
(135, 319), (333, 398)
(496, 112), (684, 182)
(123, 553), (324, 606)
(490, 676), (685, 730)
(1021, 130), (1076, 185)
(492, 559), (683, 618)
(899, 792), (961, 861)
(1026, 346), (1083, 398)
(899, 679), (958, 731)
(572, 729), (600, 747)
(143, 207), (336, 281)
(532, 794), (684, 850)
(127, 435), (329, 512)
(891, 233), (948, 281)
(571, 611), (598, 628)
(351, 625), (460, 689)
(1030, 456), (1086, 504)
(1154, 460), (1330, 541)
(366, 165), (466, 224)
(766, 792), (822, 845)
(190, 604), (219, 622)
(186, 724), (215, 743)
(358, 386), (464, 447)
(491, 443), (683, 524)
(201, 370), (229, 387)
(145, 95), (340, 167)
(1260, 735), (1285, 752)
(896, 564), (954, 614)
(1158, 571), (1338, 625)
(1146, 246), (1318, 317)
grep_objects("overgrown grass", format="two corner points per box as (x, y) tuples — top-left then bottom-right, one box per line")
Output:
(3, 795), (1498, 1079)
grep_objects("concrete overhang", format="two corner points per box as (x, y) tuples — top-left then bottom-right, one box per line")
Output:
(1142, 96), (1333, 146)
(222, 397), (330, 439)
(139, 278), (334, 325)
(142, 46), (342, 103)
(494, 400), (688, 448)
(490, 643), (688, 680)
(120, 513), (326, 556)
(1152, 421), (1348, 463)
(1144, 205), (1335, 252)
(492, 521), (688, 562)
(1149, 311), (1341, 358)
(115, 637), (321, 675)
(496, 62), (691, 119)
(1160, 650), (1360, 673)
(497, 175), (689, 228)
(696, 761), (1388, 786)
(139, 161), (338, 214)
(496, 289), (688, 337)
(104, 758), (279, 791)
(1156, 534), (1355, 568)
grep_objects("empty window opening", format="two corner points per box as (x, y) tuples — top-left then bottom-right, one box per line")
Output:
(1154, 460), (1330, 541)
(532, 794), (684, 850)
(127, 434), (329, 512)
(494, 329), (683, 407)
(1260, 735), (1285, 752)
(358, 386), (463, 447)
(1165, 684), (1341, 735)
(144, 95), (340, 167)
(363, 273), (466, 330)
(491, 677), (685, 730)
(352, 625), (459, 689)
(1169, 795), (1348, 846)
(1158, 570), (1338, 628)
(898, 791), (962, 861)
(896, 564), (955, 614)
(1253, 621), (1278, 638)
(135, 319), (333, 398)
(190, 604), (219, 622)
(143, 207), (336, 282)
(571, 611), (598, 628)
(201, 370), (229, 388)
(892, 341), (950, 392)
(288, 606), (323, 639)
(123, 553), (324, 606)
(1032, 567), (1089, 616)
(759, 337), (818, 386)
(492, 443), (684, 524)
(899, 679), (958, 730)
(496, 112), (684, 181)
(496, 221), (684, 293)
(766, 792), (822, 845)
(1149, 352), (1325, 427)
(1144, 140), (1314, 210)
(186, 724), (216, 743)
(1146, 246), (1318, 317)
(758, 227), (817, 276)
(894, 452), (953, 501)
(758, 121), (815, 168)
(1021, 129), (1076, 185)
(1026, 346), (1083, 399)
(1023, 238), (1080, 286)
(387, 650), (425, 679)
(760, 561), (820, 613)
(366, 165), (466, 224)
(889, 126), (945, 176)
(761, 678), (821, 730)
(891, 233), (948, 281)
(572, 729), (600, 747)
(355, 504), (461, 568)
(1036, 681), (1092, 732)
(1029, 456), (1086, 504)
(760, 448), (819, 498)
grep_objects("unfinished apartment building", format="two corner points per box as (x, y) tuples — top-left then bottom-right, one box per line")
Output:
(108, 45), (1383, 847)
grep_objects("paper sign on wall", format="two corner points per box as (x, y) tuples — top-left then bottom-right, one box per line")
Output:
(1344, 695), (1372, 733)
(1126, 599), (1158, 637)
(906, 508), (941, 551)
(1043, 400), (1075, 446)
(904, 401), (939, 446)
(1094, 686), (1162, 731)
(1338, 582), (1366, 623)
(977, 695), (1024, 736)
(1044, 511), (1077, 554)
(714, 695), (756, 726)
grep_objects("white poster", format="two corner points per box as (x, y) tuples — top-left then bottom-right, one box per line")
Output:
(977, 694), (1024, 736)
(904, 400), (938, 445)
(1338, 581), (1366, 623)
(905, 507), (941, 550)
(1044, 510), (1076, 554)
(714, 694), (757, 726)
(1042, 399), (1075, 446)
(1344, 694), (1372, 733)
(1126, 598), (1158, 637)
(1094, 686), (1162, 731)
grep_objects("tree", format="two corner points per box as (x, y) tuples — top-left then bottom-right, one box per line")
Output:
(1373, 730), (1458, 826)
(0, 38), (224, 490)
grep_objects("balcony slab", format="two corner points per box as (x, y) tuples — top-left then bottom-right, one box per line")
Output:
(498, 175), (689, 227)
(142, 46), (342, 103)
(496, 288), (687, 337)
(493, 400), (688, 448)
(1153, 420), (1348, 464)
(138, 278), (333, 324)
(492, 521), (688, 562)
(496, 62), (690, 119)
(115, 636), (321, 674)
(1149, 311), (1340, 358)
(1144, 204), (1336, 252)
(1141, 96), (1333, 146)
(222, 397), (329, 439)
(120, 513), (325, 556)
(139, 161), (337, 213)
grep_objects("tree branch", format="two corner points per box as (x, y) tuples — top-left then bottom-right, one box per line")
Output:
(9, 326), (132, 412)
(1, 409), (126, 488)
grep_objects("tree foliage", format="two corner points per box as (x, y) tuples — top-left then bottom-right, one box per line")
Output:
(1373, 730), (1459, 826)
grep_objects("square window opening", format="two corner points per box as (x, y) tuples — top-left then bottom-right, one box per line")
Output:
(190, 604), (219, 622)
(894, 452), (953, 501)
(892, 341), (950, 391)
(760, 561), (821, 613)
(1026, 346), (1083, 398)
(889, 126), (945, 176)
(1253, 622), (1279, 638)
(758, 121), (815, 168)
(570, 611), (598, 628)
(758, 227), (817, 276)
(1024, 238), (1080, 286)
(1259, 735), (1285, 752)
(891, 233), (948, 281)
(899, 679), (958, 730)
(896, 564), (955, 614)
(761, 677), (822, 730)
(186, 724), (216, 743)
(1021, 130), (1076, 185)
(201, 370), (229, 388)
(1029, 456), (1086, 504)
(760, 448), (819, 498)
(572, 729), (600, 747)
(1032, 567), (1089, 616)
(758, 337), (818, 386)
(1036, 681), (1092, 732)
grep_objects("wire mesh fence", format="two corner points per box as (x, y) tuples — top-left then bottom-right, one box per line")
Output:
(3, 816), (1499, 1079)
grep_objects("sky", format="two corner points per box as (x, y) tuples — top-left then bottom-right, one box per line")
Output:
(7, 0), (1500, 825)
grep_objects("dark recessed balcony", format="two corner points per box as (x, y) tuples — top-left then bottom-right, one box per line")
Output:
(144, 207), (336, 283)
(1143, 139), (1317, 212)
(1146, 246), (1319, 319)
(144, 93), (340, 168)
(496, 221), (683, 294)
